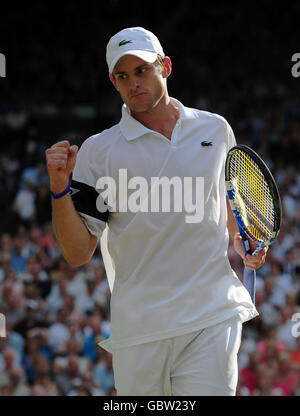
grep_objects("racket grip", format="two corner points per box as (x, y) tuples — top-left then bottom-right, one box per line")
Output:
(243, 268), (256, 303)
(241, 234), (252, 256)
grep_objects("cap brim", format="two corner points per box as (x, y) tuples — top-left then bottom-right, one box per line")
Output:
(109, 50), (158, 74)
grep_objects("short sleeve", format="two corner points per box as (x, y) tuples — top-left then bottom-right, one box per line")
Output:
(227, 123), (237, 150)
(71, 136), (109, 240)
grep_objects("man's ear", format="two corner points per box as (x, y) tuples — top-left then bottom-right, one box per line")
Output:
(109, 75), (119, 90)
(162, 57), (172, 79)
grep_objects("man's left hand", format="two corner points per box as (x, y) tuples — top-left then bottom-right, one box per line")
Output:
(233, 233), (268, 270)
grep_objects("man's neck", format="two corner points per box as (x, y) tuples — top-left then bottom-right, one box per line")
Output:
(131, 96), (180, 140)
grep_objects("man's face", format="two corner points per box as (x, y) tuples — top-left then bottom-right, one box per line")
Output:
(111, 55), (169, 114)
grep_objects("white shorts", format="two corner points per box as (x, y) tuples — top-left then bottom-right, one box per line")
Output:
(111, 315), (243, 396)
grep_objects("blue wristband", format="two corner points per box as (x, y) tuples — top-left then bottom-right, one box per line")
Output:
(50, 179), (71, 199)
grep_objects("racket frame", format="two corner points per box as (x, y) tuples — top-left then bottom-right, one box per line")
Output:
(225, 144), (282, 303)
(225, 144), (282, 256)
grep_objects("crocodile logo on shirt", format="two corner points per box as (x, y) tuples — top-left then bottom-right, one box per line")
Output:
(201, 141), (213, 146)
(119, 40), (132, 47)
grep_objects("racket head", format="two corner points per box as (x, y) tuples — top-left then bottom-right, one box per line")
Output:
(225, 144), (282, 247)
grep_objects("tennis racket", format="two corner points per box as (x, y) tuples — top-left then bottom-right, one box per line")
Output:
(225, 144), (282, 303)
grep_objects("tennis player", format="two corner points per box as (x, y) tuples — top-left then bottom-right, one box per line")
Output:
(46, 27), (267, 396)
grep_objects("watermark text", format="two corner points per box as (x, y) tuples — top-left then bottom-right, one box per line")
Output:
(291, 313), (300, 338)
(0, 53), (6, 77)
(0, 313), (6, 337)
(95, 169), (205, 223)
(291, 53), (300, 78)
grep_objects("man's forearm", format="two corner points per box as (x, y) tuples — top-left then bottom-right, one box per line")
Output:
(52, 194), (98, 267)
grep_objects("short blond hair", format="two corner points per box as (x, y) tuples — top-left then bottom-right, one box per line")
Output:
(155, 54), (165, 70)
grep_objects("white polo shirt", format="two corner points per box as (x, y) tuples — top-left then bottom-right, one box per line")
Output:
(71, 98), (258, 351)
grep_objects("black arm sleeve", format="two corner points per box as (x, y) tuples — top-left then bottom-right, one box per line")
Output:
(70, 179), (109, 222)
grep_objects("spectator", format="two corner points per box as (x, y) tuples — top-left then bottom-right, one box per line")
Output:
(5, 322), (25, 364)
(21, 333), (44, 384)
(289, 336), (300, 371)
(80, 370), (104, 396)
(63, 353), (91, 395)
(76, 386), (92, 396)
(82, 315), (105, 363)
(64, 265), (87, 301)
(47, 308), (70, 355)
(13, 179), (36, 228)
(13, 300), (48, 340)
(92, 265), (110, 306)
(239, 351), (259, 395)
(93, 349), (114, 394)
(0, 268), (25, 327)
(253, 365), (281, 396)
(32, 372), (59, 396)
(9, 368), (31, 396)
(0, 348), (21, 388)
(273, 351), (299, 396)
(10, 237), (28, 275)
(52, 357), (69, 395)
(45, 277), (68, 320)
(74, 274), (96, 315)
(276, 306), (298, 350)
(34, 184), (51, 226)
(0, 233), (13, 254)
(20, 254), (52, 299)
(25, 227), (43, 256)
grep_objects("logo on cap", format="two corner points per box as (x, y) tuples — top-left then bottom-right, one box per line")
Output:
(119, 40), (132, 47)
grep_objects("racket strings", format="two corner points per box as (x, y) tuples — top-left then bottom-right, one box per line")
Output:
(230, 150), (275, 243)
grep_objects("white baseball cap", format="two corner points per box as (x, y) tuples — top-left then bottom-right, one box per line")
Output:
(106, 27), (165, 74)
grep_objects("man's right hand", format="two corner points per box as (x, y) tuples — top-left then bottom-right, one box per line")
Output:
(46, 140), (78, 194)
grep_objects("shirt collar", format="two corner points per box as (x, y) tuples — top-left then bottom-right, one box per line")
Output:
(119, 98), (198, 141)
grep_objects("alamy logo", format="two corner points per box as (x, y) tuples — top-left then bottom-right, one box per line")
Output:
(0, 313), (6, 337)
(291, 53), (300, 78)
(0, 53), (6, 77)
(95, 169), (205, 223)
(119, 40), (132, 47)
(291, 313), (300, 338)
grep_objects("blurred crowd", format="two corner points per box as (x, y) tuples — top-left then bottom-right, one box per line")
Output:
(0, 1), (300, 396)
(0, 224), (114, 396)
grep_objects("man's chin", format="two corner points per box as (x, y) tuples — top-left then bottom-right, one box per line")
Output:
(127, 103), (152, 114)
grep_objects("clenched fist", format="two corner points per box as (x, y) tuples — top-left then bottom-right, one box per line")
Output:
(46, 140), (78, 194)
